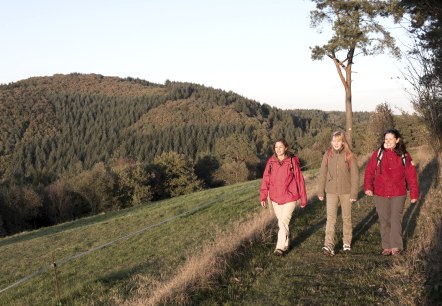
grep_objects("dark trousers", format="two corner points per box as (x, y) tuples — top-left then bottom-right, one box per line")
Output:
(374, 195), (406, 250)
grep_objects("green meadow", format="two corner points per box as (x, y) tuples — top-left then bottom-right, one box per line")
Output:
(0, 180), (261, 305)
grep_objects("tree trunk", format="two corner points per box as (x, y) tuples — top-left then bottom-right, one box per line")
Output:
(345, 63), (353, 147)
(331, 54), (354, 147)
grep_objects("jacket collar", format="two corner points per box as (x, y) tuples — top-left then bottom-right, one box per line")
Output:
(271, 155), (290, 163)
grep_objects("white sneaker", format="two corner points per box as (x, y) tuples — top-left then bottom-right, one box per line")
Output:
(322, 246), (335, 256)
(343, 244), (351, 251)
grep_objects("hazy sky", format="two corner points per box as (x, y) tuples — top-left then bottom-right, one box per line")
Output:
(1, 0), (414, 113)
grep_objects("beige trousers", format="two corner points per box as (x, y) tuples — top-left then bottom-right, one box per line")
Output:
(324, 193), (352, 248)
(272, 201), (297, 251)
(374, 195), (406, 250)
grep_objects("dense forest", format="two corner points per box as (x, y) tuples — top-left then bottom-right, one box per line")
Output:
(0, 74), (425, 236)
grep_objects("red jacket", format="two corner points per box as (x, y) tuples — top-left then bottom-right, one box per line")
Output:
(364, 148), (419, 199)
(260, 155), (307, 207)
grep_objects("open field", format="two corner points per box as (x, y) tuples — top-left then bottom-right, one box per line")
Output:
(0, 179), (266, 305)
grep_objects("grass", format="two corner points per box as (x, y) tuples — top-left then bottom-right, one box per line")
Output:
(1, 148), (440, 305)
(188, 191), (393, 305)
(0, 180), (263, 305)
(126, 209), (276, 306)
(136, 147), (439, 306)
(383, 150), (442, 305)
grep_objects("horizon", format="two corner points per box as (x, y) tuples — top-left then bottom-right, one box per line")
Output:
(1, 0), (415, 114)
(0, 72), (409, 115)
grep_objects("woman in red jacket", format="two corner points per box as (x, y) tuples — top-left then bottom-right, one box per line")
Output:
(364, 129), (419, 256)
(260, 139), (307, 256)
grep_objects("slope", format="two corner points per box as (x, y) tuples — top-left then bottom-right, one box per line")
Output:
(0, 178), (266, 305)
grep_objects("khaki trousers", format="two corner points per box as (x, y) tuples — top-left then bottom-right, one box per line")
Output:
(374, 195), (406, 250)
(324, 193), (352, 248)
(271, 201), (297, 251)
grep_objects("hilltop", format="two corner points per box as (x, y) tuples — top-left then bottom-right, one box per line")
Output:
(0, 73), (372, 183)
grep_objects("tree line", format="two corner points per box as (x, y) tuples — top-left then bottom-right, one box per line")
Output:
(0, 74), (426, 236)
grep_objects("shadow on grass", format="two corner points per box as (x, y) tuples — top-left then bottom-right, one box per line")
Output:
(424, 220), (442, 305)
(402, 156), (440, 249)
(347, 189), (379, 249)
(188, 197), (326, 305)
(287, 199), (326, 251)
(350, 207), (378, 247)
(401, 155), (441, 304)
(311, 188), (378, 252)
(345, 156), (440, 251)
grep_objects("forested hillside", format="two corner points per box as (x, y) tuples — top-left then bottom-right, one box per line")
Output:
(0, 73), (424, 235)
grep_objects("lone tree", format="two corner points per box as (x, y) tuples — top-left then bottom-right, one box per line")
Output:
(310, 0), (402, 146)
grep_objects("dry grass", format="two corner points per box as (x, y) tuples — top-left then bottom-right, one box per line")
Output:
(120, 148), (440, 305)
(385, 150), (442, 305)
(123, 174), (318, 306)
(120, 156), (368, 305)
(124, 210), (275, 306)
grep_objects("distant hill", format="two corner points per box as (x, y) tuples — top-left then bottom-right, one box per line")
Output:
(0, 73), (427, 236)
(0, 73), (370, 185)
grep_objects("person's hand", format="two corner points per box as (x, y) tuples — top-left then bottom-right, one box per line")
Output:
(318, 196), (324, 201)
(301, 202), (306, 208)
(365, 190), (373, 196)
(260, 200), (267, 208)
(350, 198), (357, 203)
(410, 199), (418, 204)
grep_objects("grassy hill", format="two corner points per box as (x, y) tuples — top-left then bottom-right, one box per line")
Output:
(0, 178), (264, 305)
(0, 147), (440, 305)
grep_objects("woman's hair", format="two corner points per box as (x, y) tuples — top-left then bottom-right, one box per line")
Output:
(274, 138), (289, 149)
(382, 128), (407, 155)
(331, 131), (353, 161)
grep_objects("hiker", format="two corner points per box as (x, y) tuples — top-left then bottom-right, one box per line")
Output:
(318, 131), (359, 256)
(260, 139), (307, 256)
(364, 129), (419, 256)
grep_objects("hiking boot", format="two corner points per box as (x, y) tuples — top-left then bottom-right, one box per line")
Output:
(322, 246), (335, 256)
(381, 249), (392, 256)
(274, 249), (284, 256)
(343, 244), (351, 252)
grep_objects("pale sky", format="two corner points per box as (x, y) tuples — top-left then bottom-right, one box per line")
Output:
(0, 0), (414, 113)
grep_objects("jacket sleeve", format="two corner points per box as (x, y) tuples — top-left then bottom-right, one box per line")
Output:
(317, 153), (328, 198)
(350, 155), (360, 199)
(260, 159), (271, 202)
(364, 151), (378, 192)
(293, 157), (308, 207)
(405, 152), (419, 200)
